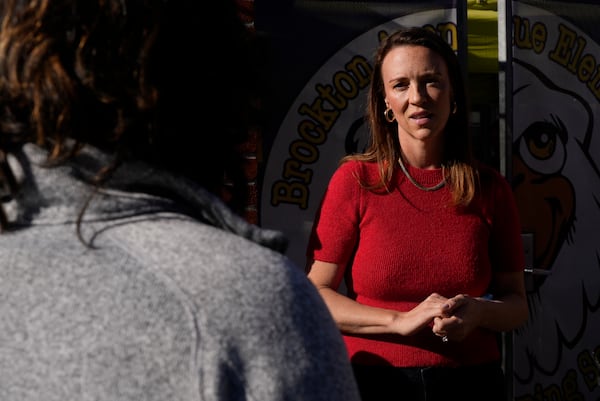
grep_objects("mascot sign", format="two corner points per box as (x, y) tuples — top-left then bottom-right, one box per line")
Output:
(510, 2), (600, 400)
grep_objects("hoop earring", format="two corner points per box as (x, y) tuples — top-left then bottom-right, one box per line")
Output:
(384, 108), (395, 123)
(451, 101), (457, 114)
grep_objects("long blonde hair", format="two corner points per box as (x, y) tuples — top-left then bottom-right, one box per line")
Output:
(343, 26), (477, 206)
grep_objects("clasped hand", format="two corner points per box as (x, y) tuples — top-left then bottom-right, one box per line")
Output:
(400, 293), (482, 342)
(431, 293), (481, 342)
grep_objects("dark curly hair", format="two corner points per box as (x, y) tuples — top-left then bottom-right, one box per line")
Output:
(0, 0), (261, 228)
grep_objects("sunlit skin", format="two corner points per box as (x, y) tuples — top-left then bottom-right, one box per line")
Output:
(382, 45), (452, 169)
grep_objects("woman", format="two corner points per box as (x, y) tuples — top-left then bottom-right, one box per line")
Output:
(0, 1), (361, 400)
(306, 26), (528, 401)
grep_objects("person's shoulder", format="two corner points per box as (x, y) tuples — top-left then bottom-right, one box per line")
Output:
(476, 161), (509, 184)
(116, 216), (292, 274)
(334, 159), (378, 180)
(108, 216), (316, 315)
(338, 158), (376, 171)
(474, 161), (515, 200)
(475, 160), (498, 174)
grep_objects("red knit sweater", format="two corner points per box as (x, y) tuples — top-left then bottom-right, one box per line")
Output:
(306, 160), (525, 368)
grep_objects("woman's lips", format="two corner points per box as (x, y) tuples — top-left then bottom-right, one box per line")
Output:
(411, 113), (432, 126)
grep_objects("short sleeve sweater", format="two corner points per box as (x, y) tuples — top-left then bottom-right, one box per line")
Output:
(306, 160), (525, 368)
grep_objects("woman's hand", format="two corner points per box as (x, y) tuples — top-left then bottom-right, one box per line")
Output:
(394, 293), (456, 336)
(431, 294), (483, 342)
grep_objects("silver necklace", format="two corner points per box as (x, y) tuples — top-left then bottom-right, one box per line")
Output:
(397, 156), (446, 191)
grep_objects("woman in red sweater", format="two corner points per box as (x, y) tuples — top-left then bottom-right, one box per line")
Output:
(306, 26), (528, 401)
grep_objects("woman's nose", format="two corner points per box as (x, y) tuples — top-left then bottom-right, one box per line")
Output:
(409, 83), (427, 105)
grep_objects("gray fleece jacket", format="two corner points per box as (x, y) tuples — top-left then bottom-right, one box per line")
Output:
(0, 143), (360, 401)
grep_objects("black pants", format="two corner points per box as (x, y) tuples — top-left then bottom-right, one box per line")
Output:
(352, 362), (506, 401)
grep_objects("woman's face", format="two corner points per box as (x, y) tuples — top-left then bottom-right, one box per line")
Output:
(381, 45), (453, 145)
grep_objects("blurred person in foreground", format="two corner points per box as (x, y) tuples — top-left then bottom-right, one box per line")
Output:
(0, 1), (361, 400)
(306, 26), (528, 401)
